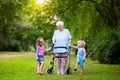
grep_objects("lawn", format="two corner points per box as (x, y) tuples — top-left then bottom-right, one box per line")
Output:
(0, 52), (120, 80)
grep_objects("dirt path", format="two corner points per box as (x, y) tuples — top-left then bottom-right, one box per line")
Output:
(0, 52), (35, 58)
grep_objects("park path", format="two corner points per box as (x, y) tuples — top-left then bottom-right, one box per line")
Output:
(0, 52), (35, 58)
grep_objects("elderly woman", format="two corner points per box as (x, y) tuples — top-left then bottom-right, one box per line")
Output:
(52, 21), (72, 74)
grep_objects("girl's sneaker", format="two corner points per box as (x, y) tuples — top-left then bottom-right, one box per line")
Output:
(37, 72), (43, 75)
(39, 72), (43, 75)
(37, 72), (40, 75)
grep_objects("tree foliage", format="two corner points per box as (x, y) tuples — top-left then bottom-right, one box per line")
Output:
(48, 0), (120, 64)
(0, 0), (120, 63)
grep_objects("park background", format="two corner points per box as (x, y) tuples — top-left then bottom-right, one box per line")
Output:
(0, 0), (120, 80)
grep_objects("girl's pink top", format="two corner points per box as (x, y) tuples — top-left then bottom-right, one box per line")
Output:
(36, 46), (44, 56)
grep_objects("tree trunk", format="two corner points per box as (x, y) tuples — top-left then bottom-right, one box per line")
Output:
(108, 0), (118, 28)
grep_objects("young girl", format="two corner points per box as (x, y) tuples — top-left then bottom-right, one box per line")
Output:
(71, 40), (86, 74)
(36, 37), (44, 75)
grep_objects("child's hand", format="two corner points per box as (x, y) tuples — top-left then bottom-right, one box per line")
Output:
(83, 59), (85, 62)
(36, 57), (38, 60)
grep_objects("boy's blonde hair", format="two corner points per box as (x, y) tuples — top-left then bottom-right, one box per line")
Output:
(78, 40), (86, 47)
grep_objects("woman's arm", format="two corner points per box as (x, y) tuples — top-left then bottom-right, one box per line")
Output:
(67, 29), (72, 45)
(68, 39), (71, 47)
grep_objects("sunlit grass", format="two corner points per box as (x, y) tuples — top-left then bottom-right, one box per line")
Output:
(0, 53), (120, 80)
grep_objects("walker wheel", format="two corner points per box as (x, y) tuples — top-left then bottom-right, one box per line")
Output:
(66, 68), (72, 74)
(47, 68), (53, 74)
(50, 61), (53, 65)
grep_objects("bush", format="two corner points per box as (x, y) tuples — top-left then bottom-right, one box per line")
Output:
(87, 27), (120, 64)
(8, 40), (22, 51)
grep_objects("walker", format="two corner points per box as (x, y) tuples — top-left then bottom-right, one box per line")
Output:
(47, 46), (72, 74)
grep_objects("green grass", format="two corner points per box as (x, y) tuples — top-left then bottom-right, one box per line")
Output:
(0, 53), (120, 80)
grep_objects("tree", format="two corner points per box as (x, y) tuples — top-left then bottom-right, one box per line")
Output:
(0, 0), (29, 51)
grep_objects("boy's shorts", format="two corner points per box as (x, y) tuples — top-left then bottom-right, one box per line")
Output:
(77, 57), (84, 67)
(37, 55), (44, 62)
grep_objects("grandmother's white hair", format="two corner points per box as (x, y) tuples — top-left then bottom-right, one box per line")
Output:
(56, 21), (64, 26)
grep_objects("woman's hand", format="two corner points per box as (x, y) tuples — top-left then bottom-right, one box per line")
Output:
(69, 44), (71, 47)
(69, 43), (71, 47)
(68, 40), (71, 47)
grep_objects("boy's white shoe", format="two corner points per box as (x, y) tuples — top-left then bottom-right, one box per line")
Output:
(79, 72), (83, 75)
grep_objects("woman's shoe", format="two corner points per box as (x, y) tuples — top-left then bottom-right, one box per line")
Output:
(57, 71), (61, 74)
(61, 72), (64, 74)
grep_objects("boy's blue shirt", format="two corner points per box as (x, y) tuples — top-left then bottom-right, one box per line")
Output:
(77, 48), (86, 59)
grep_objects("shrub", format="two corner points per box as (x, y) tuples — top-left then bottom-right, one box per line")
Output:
(87, 26), (120, 64)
